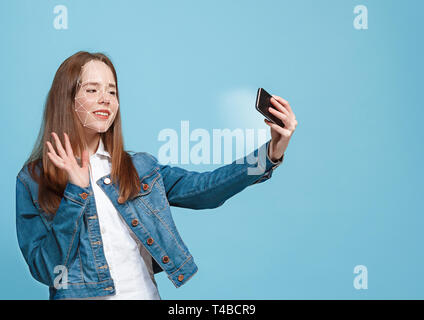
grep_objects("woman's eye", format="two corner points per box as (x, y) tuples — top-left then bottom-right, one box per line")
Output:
(109, 91), (116, 95)
(86, 89), (96, 93)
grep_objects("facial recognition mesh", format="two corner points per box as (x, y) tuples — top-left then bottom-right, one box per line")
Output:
(74, 60), (119, 133)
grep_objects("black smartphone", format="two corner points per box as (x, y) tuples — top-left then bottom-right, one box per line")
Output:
(255, 88), (285, 128)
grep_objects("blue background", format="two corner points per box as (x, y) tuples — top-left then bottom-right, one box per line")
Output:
(1, 0), (423, 299)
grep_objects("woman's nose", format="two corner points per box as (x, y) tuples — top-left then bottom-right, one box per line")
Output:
(99, 91), (110, 104)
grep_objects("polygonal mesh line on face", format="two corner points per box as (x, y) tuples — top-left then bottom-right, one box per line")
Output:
(74, 60), (120, 133)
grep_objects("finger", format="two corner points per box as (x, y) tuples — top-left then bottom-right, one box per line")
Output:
(51, 132), (68, 159)
(47, 151), (65, 169)
(270, 98), (290, 117)
(268, 107), (288, 123)
(264, 119), (291, 136)
(268, 108), (297, 130)
(46, 141), (59, 158)
(272, 95), (293, 114)
(63, 133), (77, 164)
(81, 150), (89, 169)
(264, 119), (286, 135)
(271, 96), (290, 115)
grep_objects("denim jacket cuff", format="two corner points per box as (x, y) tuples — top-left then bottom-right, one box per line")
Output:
(265, 140), (284, 169)
(63, 182), (93, 206)
(248, 140), (283, 184)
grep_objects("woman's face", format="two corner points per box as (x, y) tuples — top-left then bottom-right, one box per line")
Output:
(74, 60), (119, 133)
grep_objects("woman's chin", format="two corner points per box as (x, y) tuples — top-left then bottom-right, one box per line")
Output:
(83, 124), (109, 135)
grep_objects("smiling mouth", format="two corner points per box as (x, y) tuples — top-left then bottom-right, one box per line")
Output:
(92, 110), (110, 120)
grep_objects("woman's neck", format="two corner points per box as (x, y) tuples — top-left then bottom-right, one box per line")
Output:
(85, 130), (101, 157)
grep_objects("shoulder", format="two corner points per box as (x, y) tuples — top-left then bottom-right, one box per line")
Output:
(17, 159), (41, 186)
(129, 151), (158, 165)
(16, 160), (42, 205)
(128, 151), (161, 176)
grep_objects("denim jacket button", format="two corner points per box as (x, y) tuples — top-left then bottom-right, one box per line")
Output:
(147, 237), (154, 245)
(80, 192), (88, 200)
(131, 219), (139, 227)
(162, 255), (169, 263)
(178, 274), (184, 282)
(104, 178), (111, 185)
(142, 183), (149, 191)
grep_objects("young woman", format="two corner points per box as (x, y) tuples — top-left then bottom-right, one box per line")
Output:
(15, 51), (298, 300)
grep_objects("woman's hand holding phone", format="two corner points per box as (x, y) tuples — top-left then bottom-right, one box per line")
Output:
(255, 88), (298, 162)
(46, 132), (90, 188)
(265, 95), (298, 161)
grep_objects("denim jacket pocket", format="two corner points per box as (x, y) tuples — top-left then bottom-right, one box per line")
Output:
(134, 168), (169, 214)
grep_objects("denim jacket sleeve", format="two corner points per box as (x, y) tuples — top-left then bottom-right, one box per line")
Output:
(158, 140), (283, 209)
(15, 175), (92, 286)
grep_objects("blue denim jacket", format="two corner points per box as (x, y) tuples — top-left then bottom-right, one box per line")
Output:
(16, 140), (282, 299)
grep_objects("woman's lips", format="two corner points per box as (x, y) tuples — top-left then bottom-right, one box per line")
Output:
(92, 111), (110, 120)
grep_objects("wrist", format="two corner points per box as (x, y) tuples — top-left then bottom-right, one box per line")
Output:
(268, 142), (284, 162)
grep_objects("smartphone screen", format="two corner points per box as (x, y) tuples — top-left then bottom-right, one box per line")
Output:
(255, 88), (285, 128)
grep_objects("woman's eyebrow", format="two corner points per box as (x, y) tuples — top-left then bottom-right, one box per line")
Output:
(82, 81), (116, 87)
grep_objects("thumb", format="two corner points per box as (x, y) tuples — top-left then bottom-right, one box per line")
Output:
(81, 150), (89, 168)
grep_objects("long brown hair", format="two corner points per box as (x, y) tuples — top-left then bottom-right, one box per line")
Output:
(25, 51), (140, 215)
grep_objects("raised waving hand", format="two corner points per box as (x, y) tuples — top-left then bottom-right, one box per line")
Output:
(46, 132), (90, 188)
